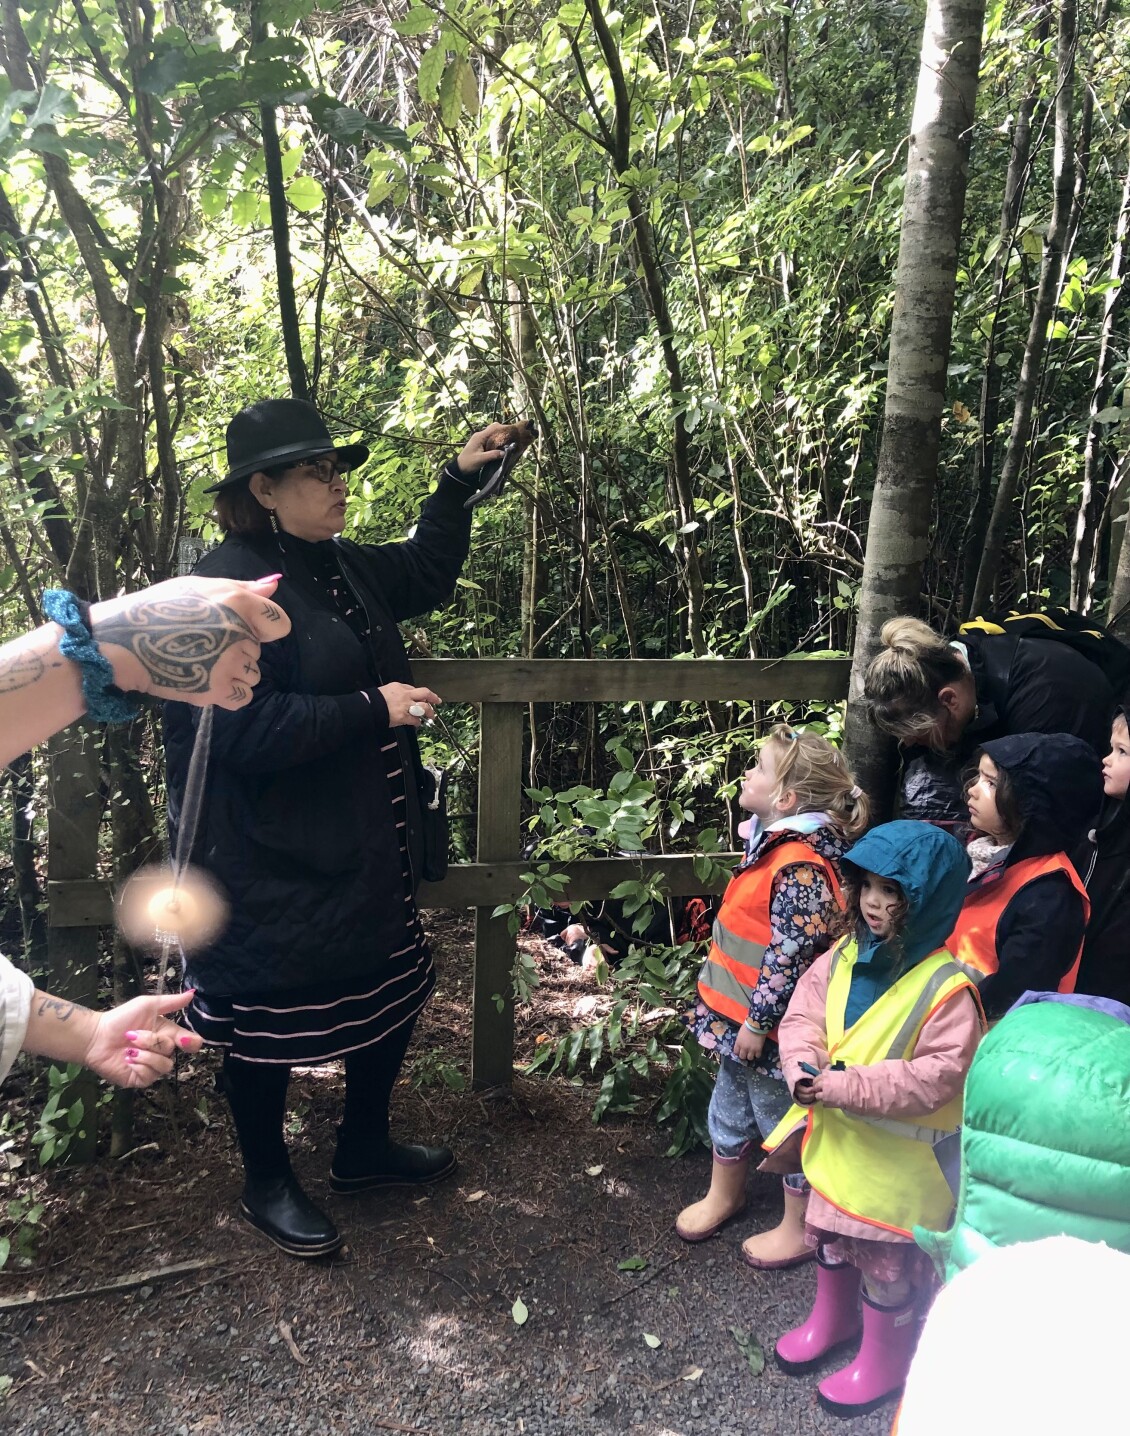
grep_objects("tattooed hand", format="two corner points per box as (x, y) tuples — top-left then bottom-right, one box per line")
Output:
(90, 576), (291, 710)
(82, 988), (203, 1088)
(20, 981), (202, 1085)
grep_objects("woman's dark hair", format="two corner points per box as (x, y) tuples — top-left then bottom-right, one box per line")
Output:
(840, 865), (912, 973)
(212, 464), (290, 536)
(964, 753), (1025, 844)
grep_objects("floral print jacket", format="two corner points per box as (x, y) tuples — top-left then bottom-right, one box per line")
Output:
(683, 820), (849, 1079)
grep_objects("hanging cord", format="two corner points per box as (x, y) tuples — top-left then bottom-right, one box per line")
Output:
(429, 705), (474, 770)
(155, 704), (214, 992)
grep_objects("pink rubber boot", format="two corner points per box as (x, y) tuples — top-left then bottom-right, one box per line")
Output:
(775, 1251), (862, 1374)
(816, 1291), (919, 1417)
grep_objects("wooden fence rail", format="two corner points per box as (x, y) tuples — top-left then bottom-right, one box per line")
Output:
(48, 657), (851, 1088)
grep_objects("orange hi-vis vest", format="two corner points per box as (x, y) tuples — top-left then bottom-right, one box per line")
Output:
(697, 839), (843, 1030)
(947, 852), (1090, 995)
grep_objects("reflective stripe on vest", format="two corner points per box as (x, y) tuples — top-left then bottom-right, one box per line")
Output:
(763, 938), (983, 1237)
(696, 840), (844, 1028)
(947, 852), (1090, 995)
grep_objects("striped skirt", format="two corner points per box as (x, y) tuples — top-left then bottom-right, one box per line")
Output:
(184, 736), (435, 1066)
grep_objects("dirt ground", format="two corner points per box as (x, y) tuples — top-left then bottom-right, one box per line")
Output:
(0, 914), (892, 1436)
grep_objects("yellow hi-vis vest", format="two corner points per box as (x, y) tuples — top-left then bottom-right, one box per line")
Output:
(763, 937), (983, 1237)
(697, 840), (843, 1031)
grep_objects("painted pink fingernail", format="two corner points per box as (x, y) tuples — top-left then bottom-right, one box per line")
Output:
(178, 1034), (194, 1049)
(124, 1031), (139, 1042)
(126, 1048), (138, 1059)
(258, 573), (283, 583)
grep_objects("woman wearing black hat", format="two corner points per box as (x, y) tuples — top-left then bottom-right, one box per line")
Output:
(164, 399), (518, 1257)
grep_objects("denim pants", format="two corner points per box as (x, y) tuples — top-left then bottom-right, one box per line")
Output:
(707, 1055), (806, 1191)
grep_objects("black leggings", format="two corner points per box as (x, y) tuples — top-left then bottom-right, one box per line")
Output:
(223, 1018), (418, 1178)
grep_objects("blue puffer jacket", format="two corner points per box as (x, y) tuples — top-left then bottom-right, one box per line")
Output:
(163, 472), (472, 995)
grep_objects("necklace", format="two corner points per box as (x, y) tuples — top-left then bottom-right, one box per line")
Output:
(116, 705), (226, 988)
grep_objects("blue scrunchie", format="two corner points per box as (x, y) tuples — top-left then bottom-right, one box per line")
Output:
(42, 589), (141, 724)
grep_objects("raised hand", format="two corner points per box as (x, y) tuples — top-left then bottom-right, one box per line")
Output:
(454, 423), (513, 474)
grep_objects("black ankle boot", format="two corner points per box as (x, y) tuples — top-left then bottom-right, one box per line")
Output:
(329, 1138), (456, 1195)
(240, 1169), (343, 1257)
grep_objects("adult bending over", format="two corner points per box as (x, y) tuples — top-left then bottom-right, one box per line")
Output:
(863, 616), (1114, 827)
(1, 573), (290, 1087)
(164, 398), (515, 1258)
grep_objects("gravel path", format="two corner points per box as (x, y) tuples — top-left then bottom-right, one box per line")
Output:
(1, 920), (894, 1436)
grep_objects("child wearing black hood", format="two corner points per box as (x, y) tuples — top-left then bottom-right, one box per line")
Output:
(1075, 705), (1130, 1005)
(948, 732), (1103, 1018)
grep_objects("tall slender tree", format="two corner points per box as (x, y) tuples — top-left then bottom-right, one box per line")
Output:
(844, 0), (988, 811)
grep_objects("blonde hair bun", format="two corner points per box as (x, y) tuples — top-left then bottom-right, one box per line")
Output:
(880, 616), (949, 657)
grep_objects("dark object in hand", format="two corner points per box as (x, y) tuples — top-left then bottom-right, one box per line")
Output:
(464, 420), (538, 509)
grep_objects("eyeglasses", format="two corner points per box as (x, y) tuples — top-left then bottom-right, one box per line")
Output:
(287, 454), (344, 484)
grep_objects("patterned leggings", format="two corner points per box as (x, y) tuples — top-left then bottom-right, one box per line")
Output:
(707, 1056), (806, 1191)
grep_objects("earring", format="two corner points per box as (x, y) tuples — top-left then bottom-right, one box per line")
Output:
(268, 508), (281, 534)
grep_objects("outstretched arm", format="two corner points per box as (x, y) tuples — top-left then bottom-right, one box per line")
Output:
(4, 961), (203, 1090)
(349, 424), (512, 620)
(0, 574), (290, 767)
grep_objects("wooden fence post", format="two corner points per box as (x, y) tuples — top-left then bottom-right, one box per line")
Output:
(45, 725), (102, 1162)
(471, 703), (524, 1088)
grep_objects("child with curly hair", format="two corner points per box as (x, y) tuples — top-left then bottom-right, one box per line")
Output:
(678, 725), (868, 1268)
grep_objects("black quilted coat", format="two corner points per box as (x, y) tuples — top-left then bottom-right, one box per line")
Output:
(163, 473), (472, 996)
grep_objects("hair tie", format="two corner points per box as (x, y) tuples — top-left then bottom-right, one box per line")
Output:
(849, 785), (862, 800)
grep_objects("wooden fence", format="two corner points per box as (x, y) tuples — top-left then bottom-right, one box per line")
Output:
(47, 657), (851, 1088)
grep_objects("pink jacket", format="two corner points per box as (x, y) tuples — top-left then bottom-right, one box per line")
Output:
(775, 946), (983, 1241)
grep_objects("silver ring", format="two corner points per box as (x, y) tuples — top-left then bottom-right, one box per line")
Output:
(408, 702), (427, 718)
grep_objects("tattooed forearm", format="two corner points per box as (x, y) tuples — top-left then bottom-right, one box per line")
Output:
(0, 649), (56, 694)
(91, 593), (256, 694)
(37, 996), (76, 1021)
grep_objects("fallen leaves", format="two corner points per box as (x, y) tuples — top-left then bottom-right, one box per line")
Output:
(464, 1190), (487, 1203)
(512, 1297), (529, 1326)
(617, 1256), (647, 1272)
(277, 1321), (308, 1366)
(730, 1326), (765, 1376)
(644, 1332), (662, 1349)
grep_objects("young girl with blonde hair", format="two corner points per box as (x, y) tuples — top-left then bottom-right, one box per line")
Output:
(679, 725), (869, 1268)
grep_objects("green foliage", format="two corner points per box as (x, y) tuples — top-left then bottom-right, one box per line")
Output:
(409, 1046), (468, 1092)
(0, 1195), (44, 1270)
(30, 1064), (102, 1166)
(526, 937), (714, 1155)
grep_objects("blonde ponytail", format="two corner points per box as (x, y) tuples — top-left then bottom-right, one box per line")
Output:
(762, 724), (871, 840)
(864, 617), (968, 745)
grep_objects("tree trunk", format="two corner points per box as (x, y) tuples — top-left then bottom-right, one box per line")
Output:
(843, 0), (987, 812)
(970, 0), (1077, 612)
(580, 0), (708, 655)
(960, 88), (1038, 615)
(252, 5), (309, 401)
(45, 726), (104, 1163)
(1070, 134), (1130, 610)
(9, 751), (47, 983)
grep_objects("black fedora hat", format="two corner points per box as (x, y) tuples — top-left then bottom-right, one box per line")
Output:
(204, 398), (369, 493)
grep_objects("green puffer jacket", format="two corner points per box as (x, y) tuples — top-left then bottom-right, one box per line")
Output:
(915, 1001), (1130, 1283)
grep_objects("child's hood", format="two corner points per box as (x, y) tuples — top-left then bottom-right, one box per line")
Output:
(843, 819), (971, 961)
(980, 731), (1103, 859)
